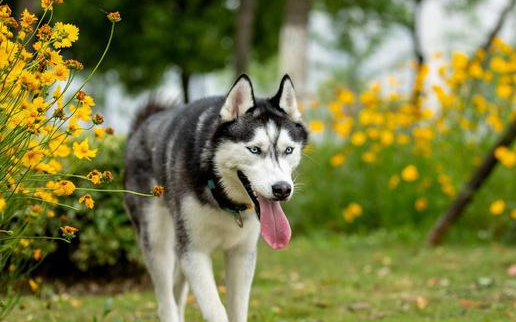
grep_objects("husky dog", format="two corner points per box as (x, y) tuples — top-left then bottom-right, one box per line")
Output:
(124, 74), (308, 322)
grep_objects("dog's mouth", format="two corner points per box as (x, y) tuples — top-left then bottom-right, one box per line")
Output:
(237, 171), (291, 250)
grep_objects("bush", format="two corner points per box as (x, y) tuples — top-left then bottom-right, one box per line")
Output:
(40, 137), (142, 275)
(0, 3), (121, 318)
(286, 39), (516, 242)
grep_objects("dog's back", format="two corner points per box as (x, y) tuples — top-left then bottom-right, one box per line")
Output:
(124, 97), (223, 226)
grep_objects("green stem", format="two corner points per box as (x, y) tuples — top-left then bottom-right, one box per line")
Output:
(76, 187), (154, 197)
(16, 196), (80, 210)
(0, 236), (71, 243)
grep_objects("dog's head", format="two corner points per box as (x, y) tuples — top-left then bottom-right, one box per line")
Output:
(212, 74), (308, 249)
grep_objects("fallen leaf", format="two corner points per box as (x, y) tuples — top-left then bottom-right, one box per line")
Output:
(69, 298), (82, 308)
(459, 299), (482, 308)
(416, 296), (428, 310)
(476, 277), (494, 288)
(382, 257), (392, 266)
(427, 278), (438, 287)
(187, 294), (196, 304)
(507, 264), (516, 277)
(377, 266), (391, 277)
(348, 302), (371, 312)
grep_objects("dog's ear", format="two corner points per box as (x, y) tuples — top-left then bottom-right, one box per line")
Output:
(274, 74), (301, 121)
(220, 74), (255, 122)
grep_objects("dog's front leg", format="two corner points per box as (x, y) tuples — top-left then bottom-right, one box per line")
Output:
(181, 251), (229, 322)
(224, 248), (257, 322)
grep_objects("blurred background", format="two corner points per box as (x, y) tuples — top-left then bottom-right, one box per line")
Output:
(8, 0), (516, 320)
(13, 0), (516, 131)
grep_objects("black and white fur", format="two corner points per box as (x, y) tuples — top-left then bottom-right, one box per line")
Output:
(124, 75), (308, 322)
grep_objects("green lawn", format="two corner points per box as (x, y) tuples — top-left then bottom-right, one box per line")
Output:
(8, 233), (516, 322)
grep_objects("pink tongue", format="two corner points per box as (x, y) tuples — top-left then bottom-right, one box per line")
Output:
(257, 195), (291, 250)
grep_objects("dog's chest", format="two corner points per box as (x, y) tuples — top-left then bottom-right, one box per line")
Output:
(182, 195), (260, 252)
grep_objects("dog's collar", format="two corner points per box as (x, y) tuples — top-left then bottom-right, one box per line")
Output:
(207, 176), (251, 228)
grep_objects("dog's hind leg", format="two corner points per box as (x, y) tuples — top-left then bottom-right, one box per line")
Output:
(140, 199), (179, 322)
(173, 263), (188, 322)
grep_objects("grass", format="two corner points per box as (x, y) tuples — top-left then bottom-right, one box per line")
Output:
(7, 232), (516, 322)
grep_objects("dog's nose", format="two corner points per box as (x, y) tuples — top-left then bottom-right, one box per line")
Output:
(272, 181), (292, 200)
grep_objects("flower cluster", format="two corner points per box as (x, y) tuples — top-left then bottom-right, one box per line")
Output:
(309, 38), (516, 223)
(0, 3), (123, 305)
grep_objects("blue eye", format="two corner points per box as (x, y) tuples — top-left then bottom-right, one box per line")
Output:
(247, 146), (261, 154)
(285, 146), (294, 154)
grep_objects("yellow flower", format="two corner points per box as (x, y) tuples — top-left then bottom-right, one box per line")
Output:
(388, 175), (400, 190)
(86, 170), (102, 184)
(397, 134), (410, 145)
(106, 11), (122, 23)
(342, 202), (363, 223)
(78, 194), (94, 209)
(337, 89), (355, 105)
(41, 0), (58, 10)
(60, 226), (79, 239)
(94, 127), (105, 139)
(494, 146), (516, 168)
(415, 197), (428, 211)
(0, 195), (5, 211)
(0, 4), (11, 18)
(67, 118), (83, 137)
(22, 148), (45, 167)
(328, 102), (342, 116)
(511, 209), (516, 220)
(74, 105), (92, 122)
(103, 171), (114, 182)
(152, 185), (165, 197)
(73, 138), (97, 160)
(19, 70), (39, 90)
(496, 84), (512, 99)
(489, 200), (505, 216)
(33, 249), (42, 261)
(330, 153), (345, 167)
(52, 22), (79, 48)
(333, 118), (353, 137)
(380, 130), (394, 146)
(350, 131), (366, 146)
(53, 64), (69, 81)
(28, 279), (38, 292)
(361, 151), (376, 163)
(53, 180), (76, 196)
(20, 9), (38, 29)
(487, 113), (503, 132)
(309, 120), (324, 134)
(401, 165), (419, 182)
(20, 239), (30, 247)
(451, 51), (469, 70)
(49, 139), (70, 157)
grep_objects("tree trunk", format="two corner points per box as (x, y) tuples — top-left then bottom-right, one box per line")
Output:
(425, 0), (516, 246)
(279, 0), (311, 100)
(409, 0), (425, 111)
(426, 118), (516, 245)
(181, 71), (190, 103)
(479, 0), (516, 53)
(235, 0), (256, 76)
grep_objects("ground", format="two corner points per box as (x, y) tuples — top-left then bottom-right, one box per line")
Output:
(8, 233), (516, 322)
